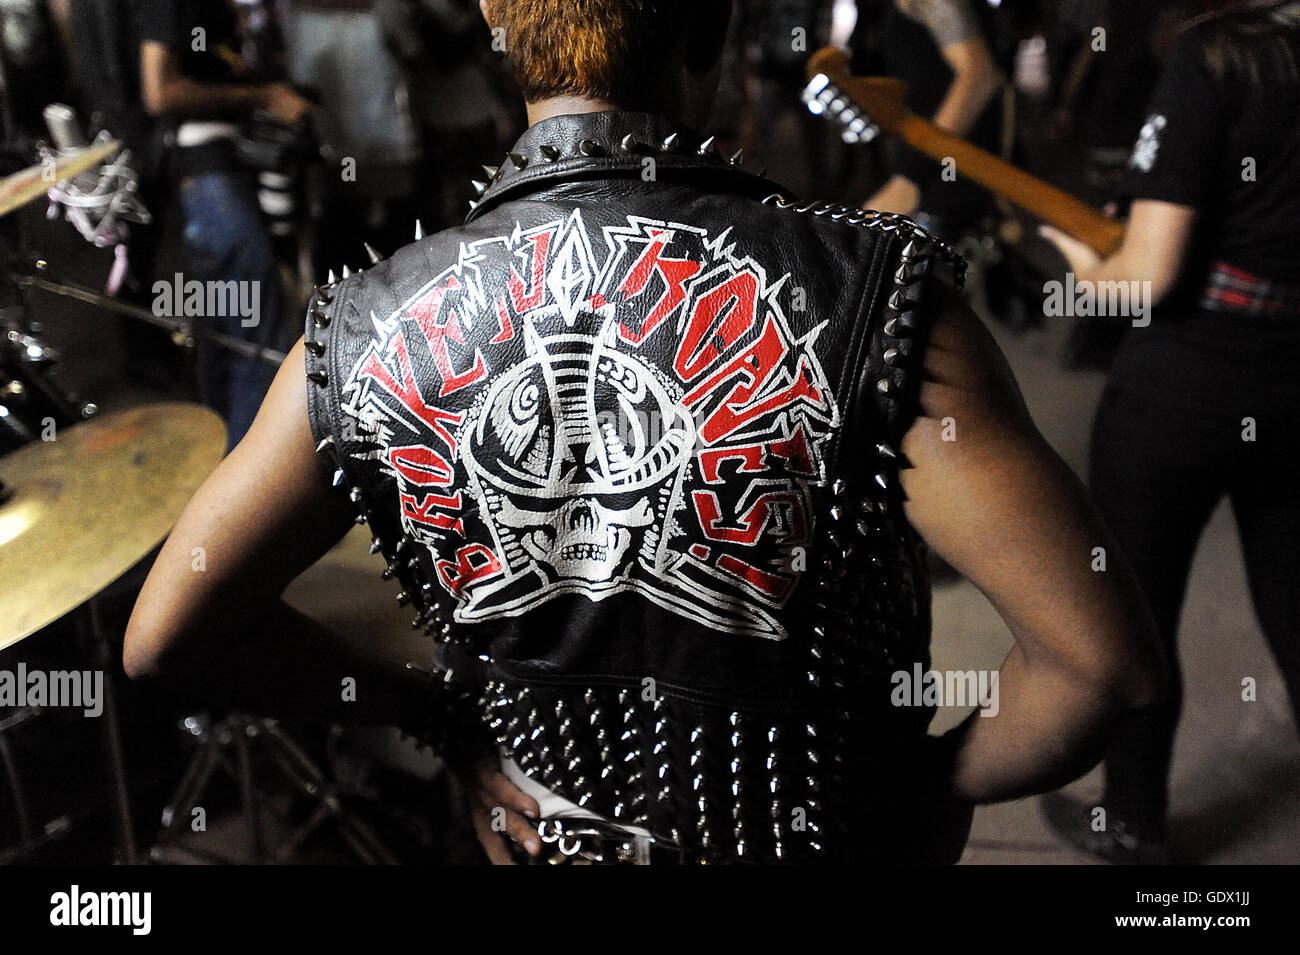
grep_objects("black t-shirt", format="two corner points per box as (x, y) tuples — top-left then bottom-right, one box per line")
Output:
(1120, 29), (1300, 285)
(68, 0), (149, 150)
(134, 0), (245, 91)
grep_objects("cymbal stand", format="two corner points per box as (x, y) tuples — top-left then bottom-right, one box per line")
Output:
(81, 597), (138, 864)
(151, 713), (398, 865)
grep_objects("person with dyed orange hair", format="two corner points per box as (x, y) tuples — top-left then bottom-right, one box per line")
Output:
(126, 0), (1163, 864)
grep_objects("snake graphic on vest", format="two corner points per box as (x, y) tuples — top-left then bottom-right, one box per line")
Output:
(305, 111), (965, 863)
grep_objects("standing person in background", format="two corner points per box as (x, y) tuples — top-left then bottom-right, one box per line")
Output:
(289, 0), (425, 266)
(849, 0), (1004, 231)
(376, 0), (513, 230)
(61, 0), (179, 386)
(750, 0), (832, 192)
(136, 0), (313, 446)
(1041, 0), (1300, 864)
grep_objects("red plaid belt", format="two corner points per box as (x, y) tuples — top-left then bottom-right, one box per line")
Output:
(1199, 260), (1300, 316)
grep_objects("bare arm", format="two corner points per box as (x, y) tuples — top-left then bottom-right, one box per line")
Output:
(1042, 199), (1198, 308)
(139, 41), (312, 125)
(901, 304), (1165, 803)
(931, 37), (1003, 138)
(124, 339), (431, 727)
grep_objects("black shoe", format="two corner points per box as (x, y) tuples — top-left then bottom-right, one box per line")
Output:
(1040, 792), (1169, 865)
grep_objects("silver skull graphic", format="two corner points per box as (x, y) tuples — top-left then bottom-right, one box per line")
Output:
(462, 326), (694, 591)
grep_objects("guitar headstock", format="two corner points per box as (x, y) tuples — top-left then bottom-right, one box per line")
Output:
(802, 47), (908, 144)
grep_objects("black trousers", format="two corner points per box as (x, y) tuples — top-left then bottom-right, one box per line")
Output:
(1089, 310), (1300, 831)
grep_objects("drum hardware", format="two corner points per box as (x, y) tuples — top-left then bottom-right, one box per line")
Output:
(0, 705), (39, 858)
(13, 264), (287, 367)
(151, 713), (400, 865)
(0, 403), (227, 861)
(0, 311), (96, 448)
(0, 116), (375, 865)
(0, 403), (395, 863)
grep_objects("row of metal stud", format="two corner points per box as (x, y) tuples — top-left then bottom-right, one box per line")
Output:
(468, 131), (758, 213)
(760, 192), (959, 852)
(302, 237), (491, 759)
(481, 679), (841, 862)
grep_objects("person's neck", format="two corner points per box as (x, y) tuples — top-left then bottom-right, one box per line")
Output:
(525, 96), (620, 125)
(525, 94), (686, 127)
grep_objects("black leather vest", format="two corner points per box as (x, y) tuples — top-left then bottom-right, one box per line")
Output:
(304, 111), (965, 863)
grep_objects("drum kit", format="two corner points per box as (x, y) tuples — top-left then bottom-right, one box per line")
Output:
(0, 141), (393, 865)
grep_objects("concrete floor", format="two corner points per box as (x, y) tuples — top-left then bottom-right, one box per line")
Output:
(940, 304), (1300, 864)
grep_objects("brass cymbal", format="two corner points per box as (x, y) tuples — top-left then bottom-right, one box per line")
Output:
(0, 139), (121, 218)
(0, 402), (225, 650)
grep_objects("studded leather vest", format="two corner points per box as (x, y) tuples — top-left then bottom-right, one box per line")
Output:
(304, 111), (965, 863)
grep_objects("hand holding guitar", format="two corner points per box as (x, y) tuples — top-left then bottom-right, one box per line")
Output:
(805, 47), (1125, 258)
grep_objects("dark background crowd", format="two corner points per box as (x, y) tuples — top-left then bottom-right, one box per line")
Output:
(1, 0), (1186, 436)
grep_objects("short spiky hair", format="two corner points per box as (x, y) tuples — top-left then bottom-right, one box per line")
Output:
(485, 0), (731, 105)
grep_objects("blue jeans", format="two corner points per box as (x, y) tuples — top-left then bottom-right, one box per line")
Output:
(180, 170), (285, 447)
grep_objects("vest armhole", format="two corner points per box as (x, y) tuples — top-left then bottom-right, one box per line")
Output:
(863, 231), (966, 473)
(303, 272), (351, 491)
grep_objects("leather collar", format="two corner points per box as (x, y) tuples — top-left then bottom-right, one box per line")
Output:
(465, 110), (781, 222)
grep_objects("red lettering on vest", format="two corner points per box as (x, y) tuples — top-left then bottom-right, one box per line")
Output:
(698, 426), (816, 484)
(357, 332), (465, 451)
(716, 553), (791, 599)
(400, 490), (465, 535)
(767, 424), (816, 477)
(406, 275), (487, 397)
(691, 489), (806, 546)
(684, 317), (824, 445)
(616, 229), (702, 346)
(491, 298), (515, 344)
(673, 270), (759, 381)
(436, 543), (504, 596)
(389, 444), (454, 487)
(699, 444), (765, 484)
